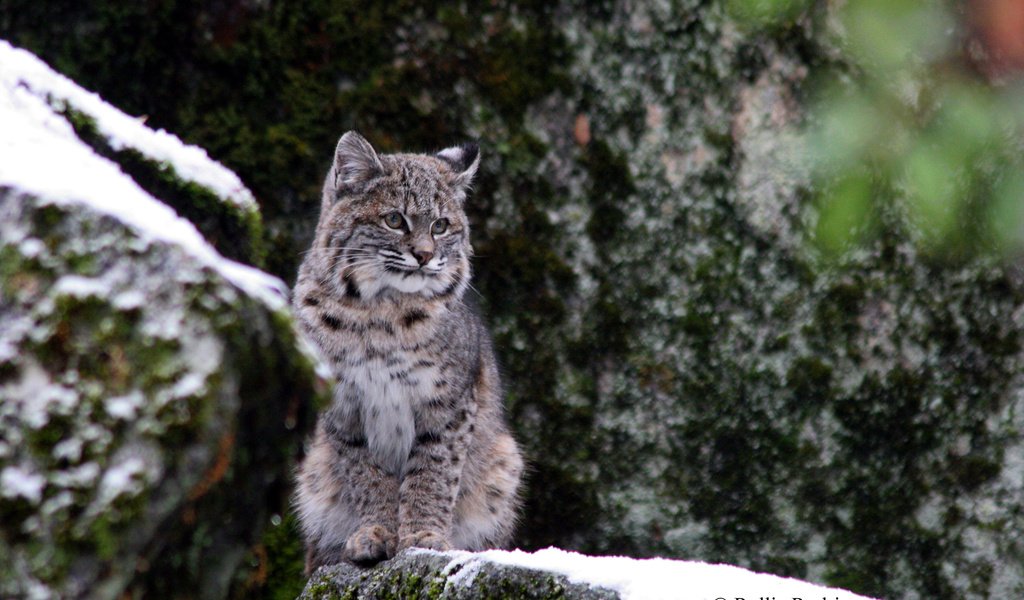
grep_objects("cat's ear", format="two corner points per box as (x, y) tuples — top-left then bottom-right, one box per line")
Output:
(437, 143), (480, 191)
(333, 131), (384, 189)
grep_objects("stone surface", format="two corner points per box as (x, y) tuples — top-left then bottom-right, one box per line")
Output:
(299, 547), (874, 600)
(300, 551), (619, 600)
(0, 41), (328, 599)
(0, 189), (327, 599)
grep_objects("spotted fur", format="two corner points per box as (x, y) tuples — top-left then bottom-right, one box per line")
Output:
(293, 132), (524, 572)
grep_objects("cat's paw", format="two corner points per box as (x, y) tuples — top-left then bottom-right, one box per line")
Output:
(398, 530), (451, 552)
(344, 524), (397, 564)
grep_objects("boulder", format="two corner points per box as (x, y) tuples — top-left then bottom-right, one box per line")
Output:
(0, 41), (328, 599)
(491, 7), (1024, 598)
(299, 548), (873, 600)
(0, 39), (265, 267)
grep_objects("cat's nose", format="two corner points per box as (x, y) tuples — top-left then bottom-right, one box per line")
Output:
(412, 249), (434, 265)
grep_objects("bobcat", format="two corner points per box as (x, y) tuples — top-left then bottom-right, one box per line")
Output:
(292, 132), (524, 573)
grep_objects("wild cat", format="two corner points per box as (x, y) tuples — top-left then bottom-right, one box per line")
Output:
(292, 131), (524, 572)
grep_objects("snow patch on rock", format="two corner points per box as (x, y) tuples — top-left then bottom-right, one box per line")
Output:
(1, 465), (47, 504)
(0, 39), (255, 210)
(427, 547), (875, 600)
(0, 39), (287, 311)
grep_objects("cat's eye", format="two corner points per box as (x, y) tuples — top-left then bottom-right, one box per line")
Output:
(431, 218), (449, 235)
(383, 212), (405, 230)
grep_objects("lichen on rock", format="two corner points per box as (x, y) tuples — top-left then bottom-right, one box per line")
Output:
(299, 551), (616, 600)
(0, 41), (328, 599)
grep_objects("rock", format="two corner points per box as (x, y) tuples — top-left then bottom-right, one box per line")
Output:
(0, 41), (328, 599)
(299, 548), (873, 600)
(0, 40), (266, 267)
(501, 7), (1024, 598)
(301, 552), (618, 600)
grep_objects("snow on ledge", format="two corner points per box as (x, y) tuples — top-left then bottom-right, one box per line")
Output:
(0, 41), (286, 309)
(0, 39), (256, 211)
(425, 547), (876, 600)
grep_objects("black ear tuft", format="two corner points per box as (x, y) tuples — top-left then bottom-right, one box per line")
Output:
(334, 131), (384, 189)
(437, 142), (481, 190)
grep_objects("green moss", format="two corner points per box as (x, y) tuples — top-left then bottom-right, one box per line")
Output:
(0, 356), (17, 386)
(785, 356), (833, 415)
(236, 512), (307, 600)
(26, 412), (74, 454)
(30, 202), (66, 232)
(303, 574), (348, 600)
(88, 514), (123, 561)
(26, 541), (74, 587)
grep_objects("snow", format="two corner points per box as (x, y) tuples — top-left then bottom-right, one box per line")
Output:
(51, 462), (100, 489)
(5, 361), (78, 429)
(52, 438), (83, 463)
(98, 457), (146, 503)
(169, 372), (208, 400)
(1, 465), (47, 504)
(112, 290), (147, 310)
(0, 40), (255, 210)
(52, 274), (111, 298)
(0, 40), (288, 310)
(435, 547), (876, 600)
(19, 237), (45, 258)
(105, 391), (144, 420)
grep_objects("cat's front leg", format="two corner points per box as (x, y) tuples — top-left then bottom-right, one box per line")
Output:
(338, 441), (401, 563)
(298, 423), (401, 571)
(299, 423), (401, 568)
(397, 405), (472, 551)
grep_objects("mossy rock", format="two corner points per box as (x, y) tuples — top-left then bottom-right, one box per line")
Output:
(0, 37), (267, 268)
(0, 187), (328, 599)
(56, 106), (267, 268)
(299, 551), (619, 600)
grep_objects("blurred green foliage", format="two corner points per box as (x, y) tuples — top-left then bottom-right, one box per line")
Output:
(731, 0), (1024, 260)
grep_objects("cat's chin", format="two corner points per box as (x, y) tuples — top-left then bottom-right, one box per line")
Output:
(366, 271), (452, 298)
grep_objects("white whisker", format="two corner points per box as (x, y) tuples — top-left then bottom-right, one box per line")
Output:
(465, 280), (483, 298)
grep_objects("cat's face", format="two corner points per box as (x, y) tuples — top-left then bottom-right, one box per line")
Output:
(314, 132), (479, 300)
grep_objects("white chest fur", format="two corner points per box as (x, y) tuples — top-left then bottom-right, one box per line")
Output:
(341, 351), (441, 475)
